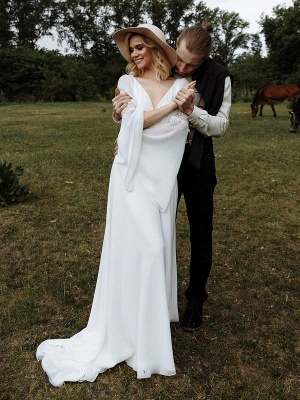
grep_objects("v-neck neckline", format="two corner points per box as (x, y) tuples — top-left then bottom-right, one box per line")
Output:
(133, 77), (177, 109)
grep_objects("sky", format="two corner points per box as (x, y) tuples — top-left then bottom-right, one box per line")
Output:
(202, 0), (294, 54)
(37, 0), (295, 52)
(203, 0), (294, 32)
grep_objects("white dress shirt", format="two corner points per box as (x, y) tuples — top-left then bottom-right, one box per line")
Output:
(174, 73), (232, 138)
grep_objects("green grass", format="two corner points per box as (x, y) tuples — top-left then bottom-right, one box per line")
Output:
(0, 101), (299, 400)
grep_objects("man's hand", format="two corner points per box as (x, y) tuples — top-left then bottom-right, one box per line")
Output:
(174, 80), (196, 116)
(112, 88), (132, 121)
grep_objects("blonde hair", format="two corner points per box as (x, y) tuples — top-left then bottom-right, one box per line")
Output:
(177, 23), (214, 60)
(124, 33), (172, 81)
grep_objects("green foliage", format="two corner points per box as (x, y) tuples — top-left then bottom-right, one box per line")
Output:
(0, 48), (102, 102)
(287, 64), (300, 87)
(1, 0), (299, 100)
(160, 0), (196, 47)
(0, 0), (58, 48)
(0, 0), (14, 46)
(40, 53), (99, 101)
(260, 0), (300, 79)
(0, 46), (44, 101)
(230, 54), (274, 99)
(195, 7), (251, 66)
(0, 159), (31, 206)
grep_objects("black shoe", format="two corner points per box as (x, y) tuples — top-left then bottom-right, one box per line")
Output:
(181, 300), (203, 332)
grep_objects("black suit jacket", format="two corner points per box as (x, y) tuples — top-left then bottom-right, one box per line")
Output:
(188, 58), (231, 168)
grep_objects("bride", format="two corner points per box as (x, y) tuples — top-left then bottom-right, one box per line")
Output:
(36, 24), (194, 386)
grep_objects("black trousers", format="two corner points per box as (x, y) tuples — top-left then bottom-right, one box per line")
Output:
(177, 141), (217, 303)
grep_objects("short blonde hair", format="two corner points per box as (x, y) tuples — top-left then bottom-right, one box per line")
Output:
(124, 33), (172, 81)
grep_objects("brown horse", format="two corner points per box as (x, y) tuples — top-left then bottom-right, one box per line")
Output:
(251, 84), (300, 117)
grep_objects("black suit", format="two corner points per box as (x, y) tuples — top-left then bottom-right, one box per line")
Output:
(177, 58), (231, 303)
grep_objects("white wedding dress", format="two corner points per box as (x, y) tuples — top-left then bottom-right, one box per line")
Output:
(36, 75), (189, 386)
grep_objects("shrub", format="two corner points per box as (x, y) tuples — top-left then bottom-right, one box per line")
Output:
(0, 159), (31, 206)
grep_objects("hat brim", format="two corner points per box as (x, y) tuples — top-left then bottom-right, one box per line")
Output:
(113, 26), (177, 68)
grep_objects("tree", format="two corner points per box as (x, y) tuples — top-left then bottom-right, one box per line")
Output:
(248, 33), (263, 56)
(199, 8), (251, 66)
(0, 0), (264, 100)
(161, 0), (196, 47)
(229, 54), (273, 99)
(110, 0), (146, 28)
(260, 0), (300, 81)
(55, 0), (111, 56)
(0, 0), (13, 47)
(0, 47), (44, 100)
(39, 52), (98, 101)
(1, 0), (58, 48)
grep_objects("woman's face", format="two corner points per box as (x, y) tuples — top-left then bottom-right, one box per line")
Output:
(129, 35), (153, 70)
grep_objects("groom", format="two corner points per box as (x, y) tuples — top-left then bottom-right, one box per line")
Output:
(112, 24), (232, 332)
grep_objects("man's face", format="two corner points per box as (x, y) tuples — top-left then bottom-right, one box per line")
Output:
(175, 39), (206, 76)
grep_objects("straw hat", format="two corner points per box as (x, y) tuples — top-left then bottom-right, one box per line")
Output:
(113, 24), (177, 67)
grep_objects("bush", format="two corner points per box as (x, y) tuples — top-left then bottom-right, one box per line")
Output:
(0, 48), (115, 102)
(0, 159), (31, 206)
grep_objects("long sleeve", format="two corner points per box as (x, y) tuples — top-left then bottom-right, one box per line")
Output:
(115, 75), (144, 191)
(187, 76), (231, 138)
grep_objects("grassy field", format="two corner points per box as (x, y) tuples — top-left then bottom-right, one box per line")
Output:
(0, 101), (299, 400)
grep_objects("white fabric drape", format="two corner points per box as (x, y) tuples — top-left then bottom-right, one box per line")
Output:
(36, 75), (189, 386)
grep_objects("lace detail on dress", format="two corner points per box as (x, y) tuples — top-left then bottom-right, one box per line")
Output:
(170, 110), (188, 124)
(121, 99), (137, 118)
